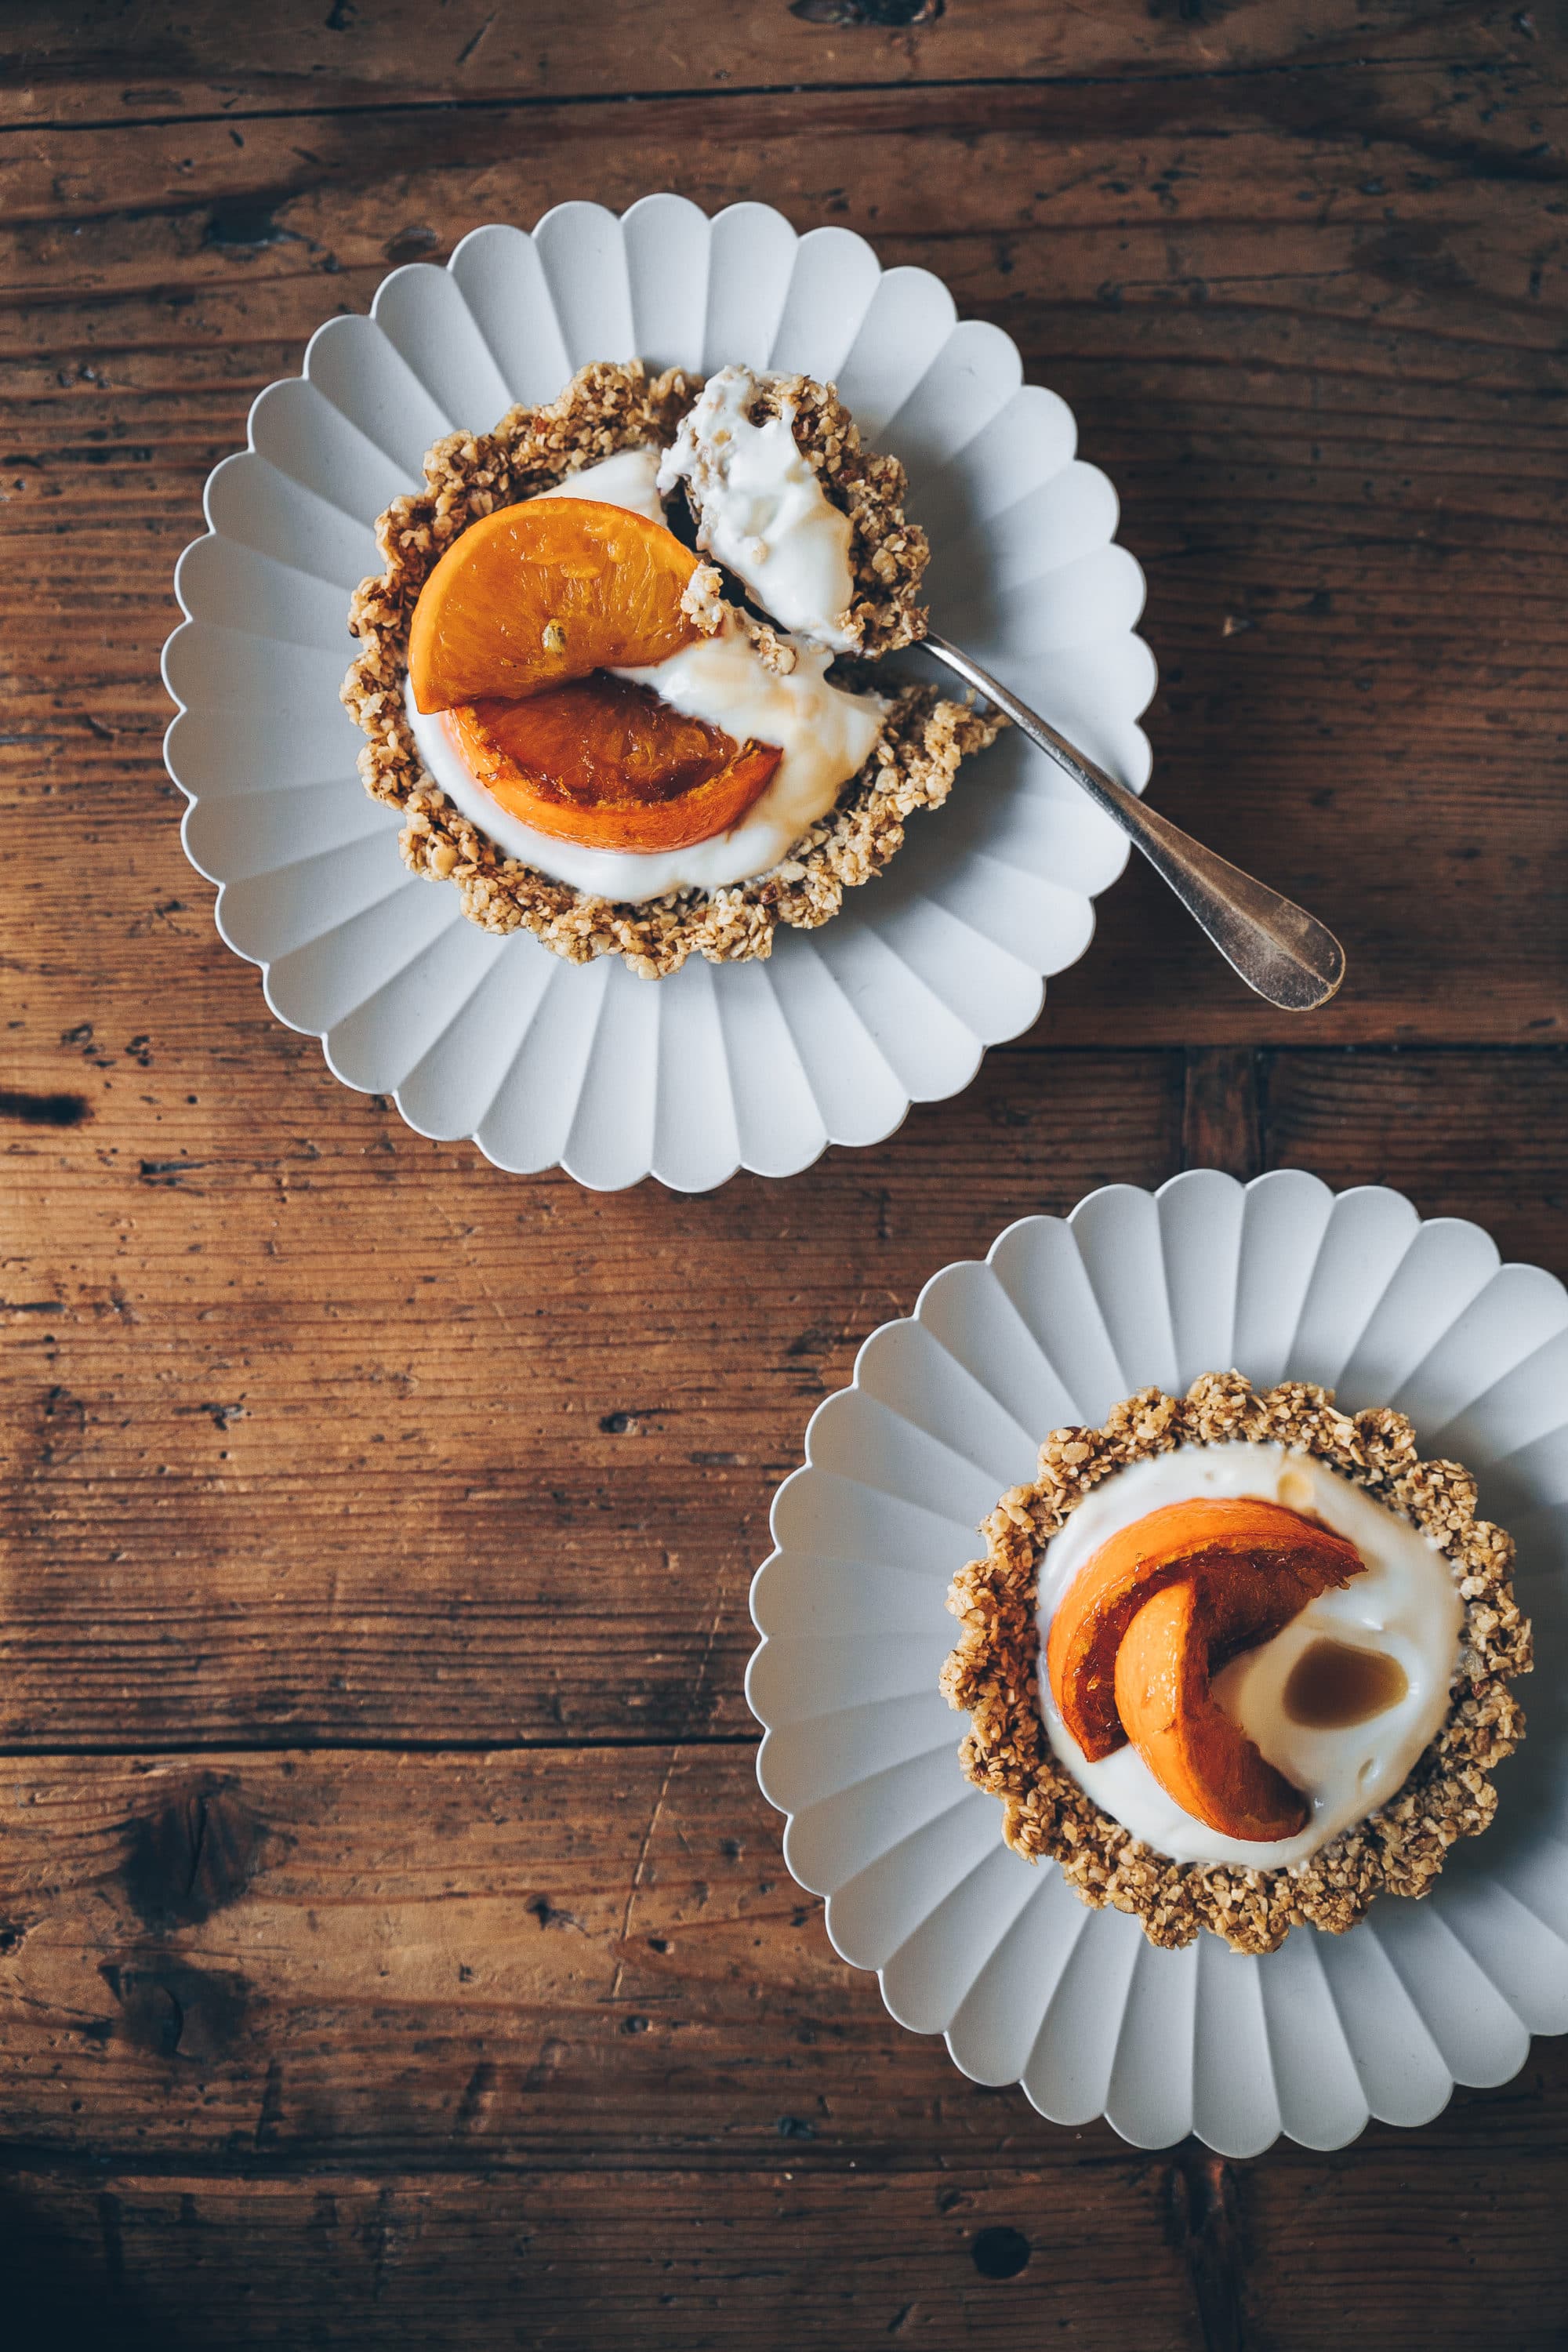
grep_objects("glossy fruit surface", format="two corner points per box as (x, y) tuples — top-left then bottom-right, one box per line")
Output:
(408, 499), (699, 713)
(445, 678), (782, 853)
(1046, 1496), (1363, 1762)
(1113, 1577), (1311, 1842)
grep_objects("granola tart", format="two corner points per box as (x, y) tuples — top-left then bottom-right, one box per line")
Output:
(341, 360), (1001, 978)
(940, 1371), (1531, 1956)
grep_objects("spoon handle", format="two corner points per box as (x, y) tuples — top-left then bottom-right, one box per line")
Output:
(923, 631), (1345, 1014)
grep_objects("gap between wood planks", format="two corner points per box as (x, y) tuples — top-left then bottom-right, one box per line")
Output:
(0, 50), (1509, 143)
(0, 1735), (765, 1758)
(0, 2129), (1525, 2181)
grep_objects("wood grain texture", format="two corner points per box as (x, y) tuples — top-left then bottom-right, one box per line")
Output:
(1, 1049), (1562, 1747)
(2, 2), (1566, 2343)
(0, 1044), (1180, 1747)
(2, 1747), (1565, 2174)
(0, 2164), (1210, 2352)
(3, 2148), (1565, 2352)
(0, 0), (1534, 121)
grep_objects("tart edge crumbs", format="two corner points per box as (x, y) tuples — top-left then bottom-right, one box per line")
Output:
(340, 360), (1000, 977)
(939, 1370), (1532, 1956)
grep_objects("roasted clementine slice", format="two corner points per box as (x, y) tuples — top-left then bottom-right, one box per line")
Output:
(408, 499), (700, 713)
(1113, 1578), (1310, 1842)
(1045, 1497), (1363, 1762)
(445, 676), (782, 854)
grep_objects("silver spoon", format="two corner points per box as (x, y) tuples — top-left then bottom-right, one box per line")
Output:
(923, 632), (1345, 1013)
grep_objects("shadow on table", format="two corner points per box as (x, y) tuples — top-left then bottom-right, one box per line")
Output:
(0, 2176), (169, 2352)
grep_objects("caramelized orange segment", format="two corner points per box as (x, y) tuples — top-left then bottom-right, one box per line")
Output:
(446, 676), (782, 854)
(408, 499), (700, 713)
(1046, 1496), (1363, 1762)
(1114, 1579), (1310, 1843)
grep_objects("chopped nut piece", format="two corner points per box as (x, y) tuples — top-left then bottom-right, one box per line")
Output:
(680, 561), (726, 637)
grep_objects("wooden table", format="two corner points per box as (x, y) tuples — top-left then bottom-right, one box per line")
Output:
(2, 5), (1565, 2343)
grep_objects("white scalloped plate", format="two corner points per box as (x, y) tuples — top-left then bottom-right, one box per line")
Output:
(747, 1170), (1568, 2155)
(162, 194), (1155, 1189)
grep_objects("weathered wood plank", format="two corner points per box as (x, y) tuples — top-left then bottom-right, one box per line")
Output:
(2, 1048), (1563, 1746)
(0, 1746), (1082, 2166)
(1261, 1046), (1568, 1243)
(0, 0), (1534, 125)
(9, 51), (1567, 273)
(1242, 2151), (1568, 2351)
(2, 2143), (1563, 2352)
(0, 1748), (1563, 2180)
(0, 2163), (1210, 2352)
(0, 1045), (1178, 1745)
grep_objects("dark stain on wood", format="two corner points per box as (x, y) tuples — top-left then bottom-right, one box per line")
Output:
(454, 2061), (497, 2132)
(120, 1786), (261, 1933)
(1168, 2150), (1248, 2352)
(99, 1959), (250, 2063)
(1181, 1046), (1262, 1180)
(204, 201), (297, 249)
(789, 0), (942, 24)
(970, 2223), (1031, 2278)
(0, 1089), (92, 1127)
(255, 2057), (285, 2147)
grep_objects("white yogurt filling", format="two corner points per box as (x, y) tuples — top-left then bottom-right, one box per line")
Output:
(657, 366), (858, 652)
(532, 443), (666, 525)
(405, 621), (884, 902)
(406, 433), (884, 902)
(1036, 1442), (1463, 1868)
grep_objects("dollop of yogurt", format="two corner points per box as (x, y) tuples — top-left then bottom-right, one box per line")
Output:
(408, 433), (884, 902)
(1036, 1443), (1463, 1868)
(657, 366), (858, 652)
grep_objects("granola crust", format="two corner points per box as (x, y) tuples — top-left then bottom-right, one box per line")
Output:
(340, 361), (995, 978)
(939, 1371), (1531, 1956)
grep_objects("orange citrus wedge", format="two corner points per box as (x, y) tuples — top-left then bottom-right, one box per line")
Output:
(408, 499), (700, 713)
(445, 677), (782, 854)
(1113, 1578), (1310, 1842)
(1046, 1496), (1363, 1763)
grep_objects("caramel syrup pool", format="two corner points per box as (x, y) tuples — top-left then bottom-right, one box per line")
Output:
(1283, 1639), (1409, 1730)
